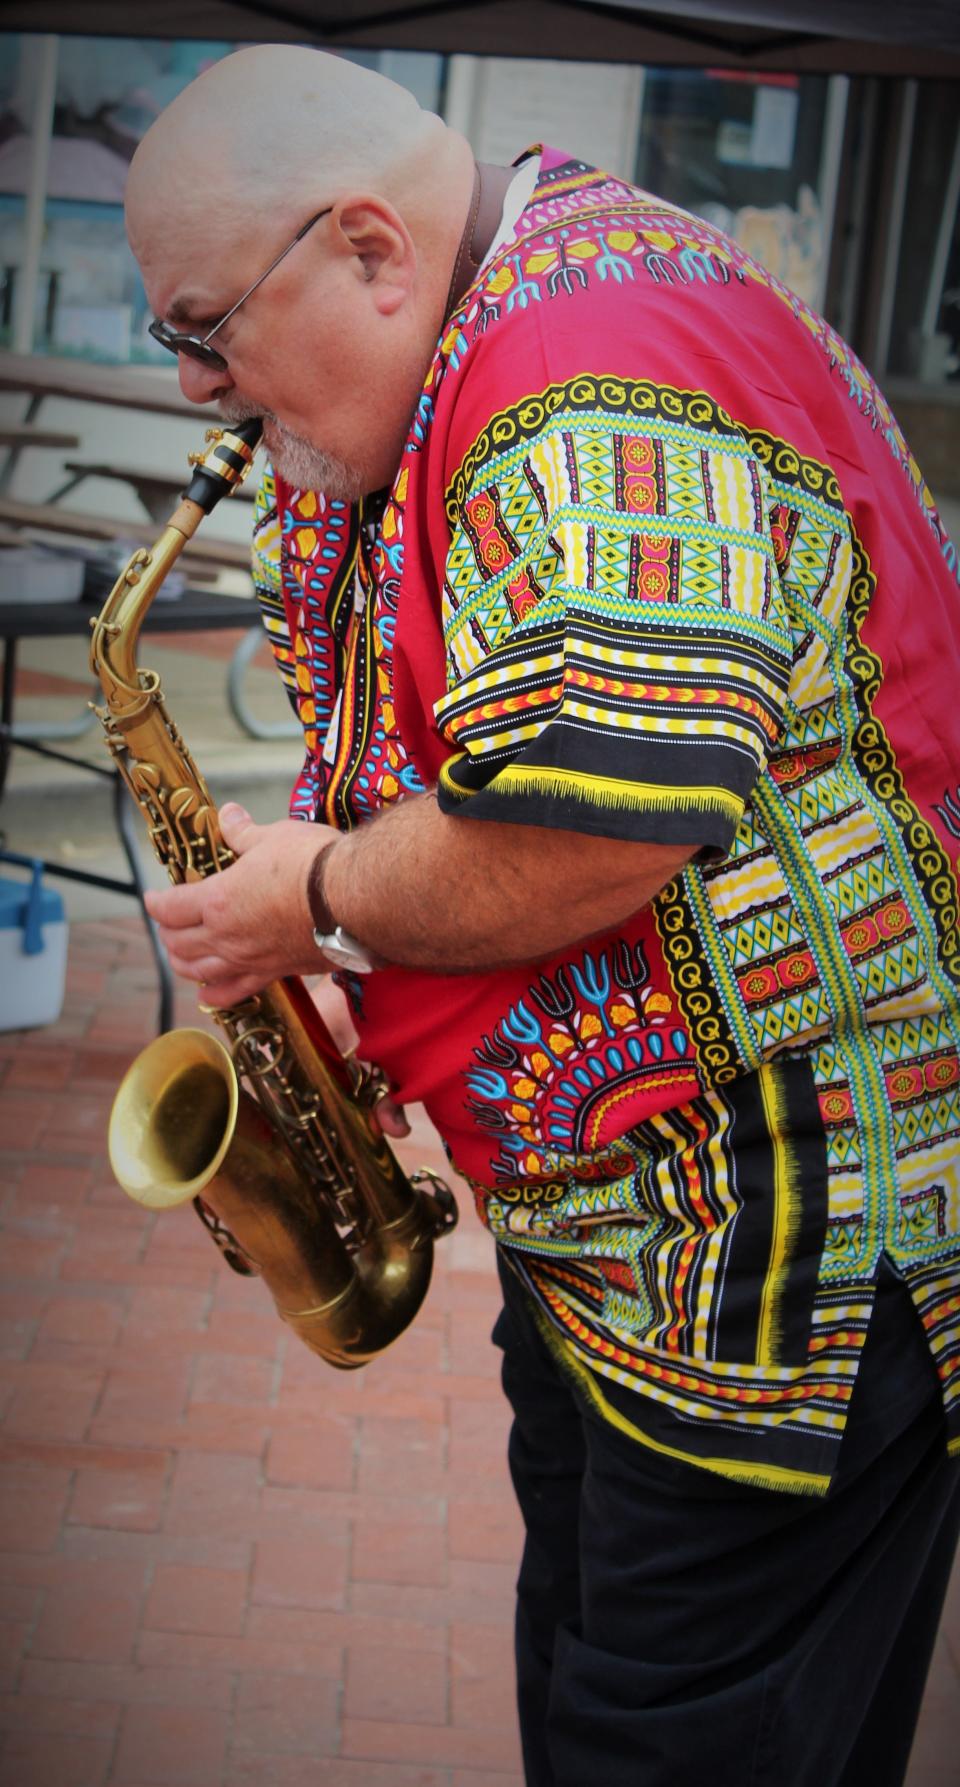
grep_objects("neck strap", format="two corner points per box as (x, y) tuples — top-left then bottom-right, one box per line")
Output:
(444, 162), (517, 320)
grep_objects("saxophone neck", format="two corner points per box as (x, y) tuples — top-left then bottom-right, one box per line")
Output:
(90, 520), (196, 694)
(90, 419), (262, 696)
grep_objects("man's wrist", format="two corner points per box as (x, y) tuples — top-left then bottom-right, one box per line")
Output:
(307, 840), (338, 935)
(308, 841), (379, 974)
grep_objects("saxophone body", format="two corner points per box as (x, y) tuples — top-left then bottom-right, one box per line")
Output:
(90, 421), (456, 1367)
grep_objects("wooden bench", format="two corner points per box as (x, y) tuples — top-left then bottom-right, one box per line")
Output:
(52, 458), (256, 524)
(0, 426), (81, 452)
(0, 494), (252, 574)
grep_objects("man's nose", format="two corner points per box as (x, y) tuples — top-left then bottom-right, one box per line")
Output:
(177, 352), (232, 406)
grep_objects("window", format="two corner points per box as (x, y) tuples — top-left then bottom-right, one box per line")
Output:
(0, 35), (445, 365)
(634, 67), (843, 310)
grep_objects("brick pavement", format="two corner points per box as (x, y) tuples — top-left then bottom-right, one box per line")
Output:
(0, 916), (957, 1785)
(0, 917), (523, 1786)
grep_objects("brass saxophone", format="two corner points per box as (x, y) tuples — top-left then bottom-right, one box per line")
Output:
(90, 419), (456, 1367)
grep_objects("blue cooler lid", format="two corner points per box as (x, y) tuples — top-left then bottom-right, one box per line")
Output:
(0, 859), (65, 954)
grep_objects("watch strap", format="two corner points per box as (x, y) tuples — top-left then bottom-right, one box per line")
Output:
(308, 843), (379, 972)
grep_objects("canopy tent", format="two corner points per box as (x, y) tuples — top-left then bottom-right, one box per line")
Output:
(0, 0), (958, 78)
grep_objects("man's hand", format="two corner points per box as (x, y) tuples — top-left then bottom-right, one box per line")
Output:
(144, 802), (333, 1007)
(146, 789), (693, 998)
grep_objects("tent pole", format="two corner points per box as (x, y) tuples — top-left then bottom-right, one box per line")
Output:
(872, 78), (917, 377)
(13, 34), (58, 357)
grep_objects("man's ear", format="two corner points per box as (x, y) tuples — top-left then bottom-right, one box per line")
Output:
(330, 196), (414, 315)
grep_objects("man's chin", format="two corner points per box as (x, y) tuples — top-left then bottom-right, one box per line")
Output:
(261, 418), (364, 503)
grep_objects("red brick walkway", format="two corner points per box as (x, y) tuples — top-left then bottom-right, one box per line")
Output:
(0, 918), (523, 1786)
(1, 917), (957, 1785)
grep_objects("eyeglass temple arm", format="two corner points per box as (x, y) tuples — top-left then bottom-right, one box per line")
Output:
(202, 206), (333, 348)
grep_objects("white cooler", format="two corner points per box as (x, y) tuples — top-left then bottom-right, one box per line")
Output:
(0, 859), (68, 1032)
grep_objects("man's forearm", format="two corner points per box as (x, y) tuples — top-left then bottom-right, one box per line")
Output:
(312, 791), (691, 972)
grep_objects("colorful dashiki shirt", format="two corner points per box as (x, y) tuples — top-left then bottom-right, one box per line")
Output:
(252, 148), (960, 1494)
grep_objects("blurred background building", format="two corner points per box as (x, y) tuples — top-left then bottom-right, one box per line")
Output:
(0, 13), (957, 509)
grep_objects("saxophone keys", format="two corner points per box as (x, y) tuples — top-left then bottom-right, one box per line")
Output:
(123, 552), (151, 586)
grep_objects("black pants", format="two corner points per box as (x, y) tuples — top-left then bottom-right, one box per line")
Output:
(493, 1253), (960, 1787)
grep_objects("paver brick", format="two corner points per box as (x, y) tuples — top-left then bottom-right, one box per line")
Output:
(225, 1759), (452, 1786)
(0, 1619), (29, 1692)
(30, 1585), (141, 1664)
(0, 1095), (57, 1153)
(199, 1307), (283, 1359)
(247, 1604), (447, 1655)
(163, 1402), (271, 1456)
(341, 1715), (524, 1771)
(0, 1287), (47, 1361)
(352, 1516), (448, 1590)
(37, 1296), (125, 1349)
(251, 1534), (349, 1611)
(264, 1418), (356, 1491)
(3, 1362), (105, 1442)
(19, 1658), (234, 1707)
(112, 1701), (229, 1784)
(136, 1628), (343, 1679)
(0, 1728), (113, 1785)
(0, 1582), (41, 1622)
(344, 1642), (448, 1724)
(143, 1562), (248, 1637)
(90, 1363), (191, 1440)
(232, 1669), (339, 1754)
(0, 1690), (120, 1735)
(451, 1774), (525, 1787)
(356, 1416), (446, 1496)
(450, 1623), (518, 1733)
(162, 1449), (261, 1538)
(0, 1232), (66, 1283)
(68, 1466), (166, 1533)
(12, 1160), (92, 1210)
(448, 1499), (524, 1565)
(5, 1048), (77, 1091)
(0, 1465), (72, 1553)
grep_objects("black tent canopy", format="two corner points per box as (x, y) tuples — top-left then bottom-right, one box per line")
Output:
(0, 0), (958, 76)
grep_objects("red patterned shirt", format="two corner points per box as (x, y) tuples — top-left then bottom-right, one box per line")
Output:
(252, 149), (960, 1493)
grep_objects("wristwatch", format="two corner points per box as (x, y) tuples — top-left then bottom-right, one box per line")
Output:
(309, 843), (376, 974)
(312, 922), (374, 975)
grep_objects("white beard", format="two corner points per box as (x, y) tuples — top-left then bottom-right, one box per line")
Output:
(218, 397), (365, 502)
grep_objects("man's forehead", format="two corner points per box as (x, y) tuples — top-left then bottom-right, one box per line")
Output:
(137, 235), (239, 327)
(130, 201), (242, 323)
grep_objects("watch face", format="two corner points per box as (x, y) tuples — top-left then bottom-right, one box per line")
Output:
(317, 928), (374, 974)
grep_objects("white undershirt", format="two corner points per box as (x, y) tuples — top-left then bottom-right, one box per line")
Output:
(483, 155), (541, 268)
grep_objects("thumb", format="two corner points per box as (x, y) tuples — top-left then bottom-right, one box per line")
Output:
(218, 802), (258, 852)
(371, 1095), (412, 1140)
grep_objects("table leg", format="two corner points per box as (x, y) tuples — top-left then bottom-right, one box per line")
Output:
(0, 392), (42, 495)
(112, 772), (173, 1035)
(0, 635), (17, 800)
(227, 624), (300, 741)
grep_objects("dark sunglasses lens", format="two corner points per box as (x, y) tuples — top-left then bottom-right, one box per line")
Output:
(147, 319), (227, 372)
(148, 318), (180, 356)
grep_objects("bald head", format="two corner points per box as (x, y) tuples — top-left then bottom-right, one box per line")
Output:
(125, 47), (476, 498)
(126, 46), (455, 258)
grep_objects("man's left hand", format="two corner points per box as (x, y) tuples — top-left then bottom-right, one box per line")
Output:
(144, 802), (335, 1006)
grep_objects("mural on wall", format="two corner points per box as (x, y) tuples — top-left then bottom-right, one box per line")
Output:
(732, 184), (823, 308)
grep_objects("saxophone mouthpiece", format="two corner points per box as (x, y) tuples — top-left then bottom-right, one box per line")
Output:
(183, 417), (263, 514)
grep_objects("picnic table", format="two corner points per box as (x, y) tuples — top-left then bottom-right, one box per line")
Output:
(0, 585), (261, 1034)
(0, 350), (287, 738)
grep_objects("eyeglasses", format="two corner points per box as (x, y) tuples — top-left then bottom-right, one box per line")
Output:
(148, 206), (332, 371)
